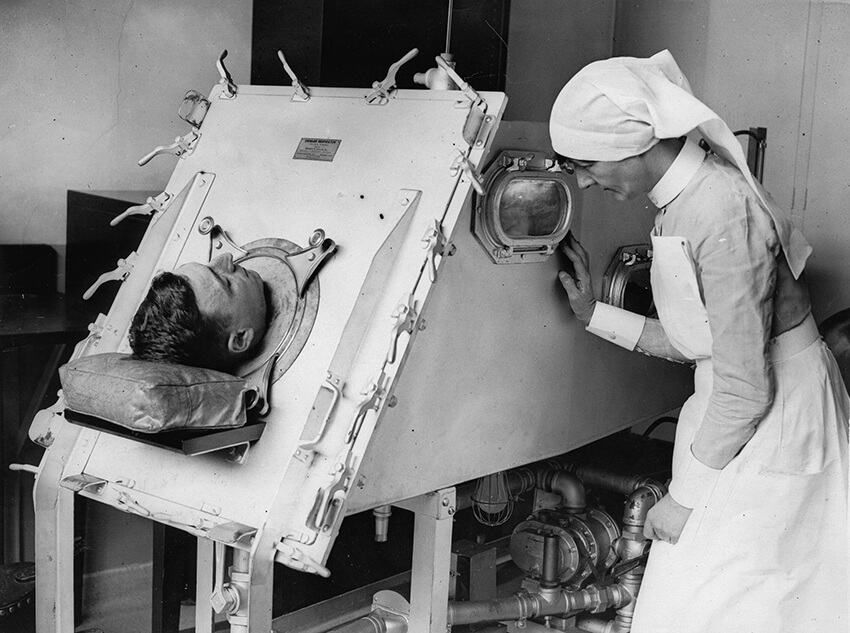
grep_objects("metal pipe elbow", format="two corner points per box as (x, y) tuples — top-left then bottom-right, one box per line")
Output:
(535, 467), (586, 510)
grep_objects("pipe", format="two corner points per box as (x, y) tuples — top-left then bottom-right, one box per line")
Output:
(540, 533), (560, 589)
(373, 505), (392, 542)
(447, 584), (629, 626)
(559, 462), (663, 497)
(325, 611), (408, 633)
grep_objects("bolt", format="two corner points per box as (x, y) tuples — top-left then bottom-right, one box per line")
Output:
(387, 395), (398, 408)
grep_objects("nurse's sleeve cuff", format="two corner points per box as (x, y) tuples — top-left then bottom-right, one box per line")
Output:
(668, 446), (722, 509)
(585, 302), (646, 351)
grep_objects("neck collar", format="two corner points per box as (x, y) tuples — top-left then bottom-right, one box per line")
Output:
(648, 137), (705, 208)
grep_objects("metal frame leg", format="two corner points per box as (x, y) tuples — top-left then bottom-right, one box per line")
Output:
(34, 429), (78, 633)
(195, 537), (216, 633)
(398, 487), (456, 633)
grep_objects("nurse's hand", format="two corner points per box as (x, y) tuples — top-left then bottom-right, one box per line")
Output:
(644, 494), (692, 544)
(558, 232), (596, 323)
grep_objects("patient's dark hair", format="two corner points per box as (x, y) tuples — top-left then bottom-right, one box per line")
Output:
(129, 272), (229, 370)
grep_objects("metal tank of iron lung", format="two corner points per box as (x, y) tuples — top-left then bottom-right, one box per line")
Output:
(30, 50), (692, 632)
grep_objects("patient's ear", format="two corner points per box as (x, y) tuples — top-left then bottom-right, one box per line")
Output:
(227, 328), (255, 354)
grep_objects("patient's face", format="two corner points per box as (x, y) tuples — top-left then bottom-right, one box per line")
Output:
(177, 253), (268, 350)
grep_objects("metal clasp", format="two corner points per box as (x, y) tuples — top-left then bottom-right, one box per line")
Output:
(111, 191), (172, 226)
(346, 371), (389, 445)
(386, 294), (417, 365)
(278, 50), (310, 102)
(366, 48), (419, 105)
(216, 50), (237, 99)
(137, 129), (201, 167)
(450, 152), (485, 195)
(421, 220), (447, 283)
(82, 252), (138, 300)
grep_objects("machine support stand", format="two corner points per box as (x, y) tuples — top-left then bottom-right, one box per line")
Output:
(397, 487), (457, 633)
(195, 537), (216, 633)
(34, 427), (80, 633)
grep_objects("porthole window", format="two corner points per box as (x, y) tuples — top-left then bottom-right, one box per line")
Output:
(601, 244), (657, 318)
(474, 150), (575, 264)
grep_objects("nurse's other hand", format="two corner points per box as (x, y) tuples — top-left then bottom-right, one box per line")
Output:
(644, 494), (692, 544)
(558, 232), (596, 324)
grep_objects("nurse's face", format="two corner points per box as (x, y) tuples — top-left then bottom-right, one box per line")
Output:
(177, 253), (268, 353)
(562, 156), (653, 201)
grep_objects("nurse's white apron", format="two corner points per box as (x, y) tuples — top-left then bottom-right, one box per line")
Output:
(630, 235), (850, 633)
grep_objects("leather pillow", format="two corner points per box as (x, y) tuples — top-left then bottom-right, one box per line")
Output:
(59, 353), (247, 433)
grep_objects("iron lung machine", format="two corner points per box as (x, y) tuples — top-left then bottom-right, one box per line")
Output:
(31, 51), (692, 633)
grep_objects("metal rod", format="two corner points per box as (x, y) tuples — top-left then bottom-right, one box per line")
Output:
(445, 0), (454, 54)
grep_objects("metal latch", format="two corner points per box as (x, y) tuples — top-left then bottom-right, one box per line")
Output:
(449, 152), (485, 195)
(366, 48), (419, 105)
(137, 128), (201, 166)
(275, 540), (331, 577)
(386, 294), (417, 365)
(422, 220), (447, 283)
(82, 251), (138, 300)
(278, 49), (310, 102)
(216, 49), (237, 99)
(431, 55), (496, 148)
(60, 474), (107, 495)
(72, 312), (108, 358)
(346, 371), (389, 445)
(110, 191), (172, 226)
(307, 450), (357, 534)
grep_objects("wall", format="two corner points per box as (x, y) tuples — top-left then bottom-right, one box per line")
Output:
(613, 0), (850, 321)
(0, 0), (252, 292)
(1, 0), (252, 580)
(503, 0), (616, 122)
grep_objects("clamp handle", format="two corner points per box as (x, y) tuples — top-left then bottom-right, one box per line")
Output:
(435, 55), (480, 103)
(216, 50), (237, 99)
(111, 191), (172, 226)
(137, 129), (200, 167)
(366, 48), (419, 105)
(82, 252), (137, 300)
(277, 50), (310, 101)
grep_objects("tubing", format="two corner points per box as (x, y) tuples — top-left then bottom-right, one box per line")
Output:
(325, 612), (408, 633)
(448, 584), (629, 626)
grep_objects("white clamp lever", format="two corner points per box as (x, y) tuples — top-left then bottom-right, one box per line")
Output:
(366, 48), (419, 105)
(421, 220), (447, 284)
(277, 50), (310, 101)
(137, 129), (200, 167)
(435, 55), (481, 105)
(216, 50), (237, 99)
(82, 252), (138, 300)
(110, 191), (172, 226)
(450, 152), (485, 195)
(276, 540), (331, 577)
(387, 294), (417, 365)
(346, 371), (389, 445)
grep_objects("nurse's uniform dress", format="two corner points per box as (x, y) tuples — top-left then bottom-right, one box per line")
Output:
(592, 141), (849, 632)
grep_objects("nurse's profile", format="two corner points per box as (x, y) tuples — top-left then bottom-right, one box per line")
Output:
(549, 50), (849, 633)
(129, 252), (268, 373)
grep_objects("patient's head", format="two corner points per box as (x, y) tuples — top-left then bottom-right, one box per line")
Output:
(129, 253), (268, 372)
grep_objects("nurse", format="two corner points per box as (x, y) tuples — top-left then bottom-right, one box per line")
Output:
(550, 50), (849, 632)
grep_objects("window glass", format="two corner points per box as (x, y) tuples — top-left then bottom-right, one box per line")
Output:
(498, 179), (563, 237)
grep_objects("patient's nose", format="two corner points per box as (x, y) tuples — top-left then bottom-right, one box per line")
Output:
(211, 252), (235, 273)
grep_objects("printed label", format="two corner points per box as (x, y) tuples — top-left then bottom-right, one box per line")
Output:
(293, 138), (342, 162)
